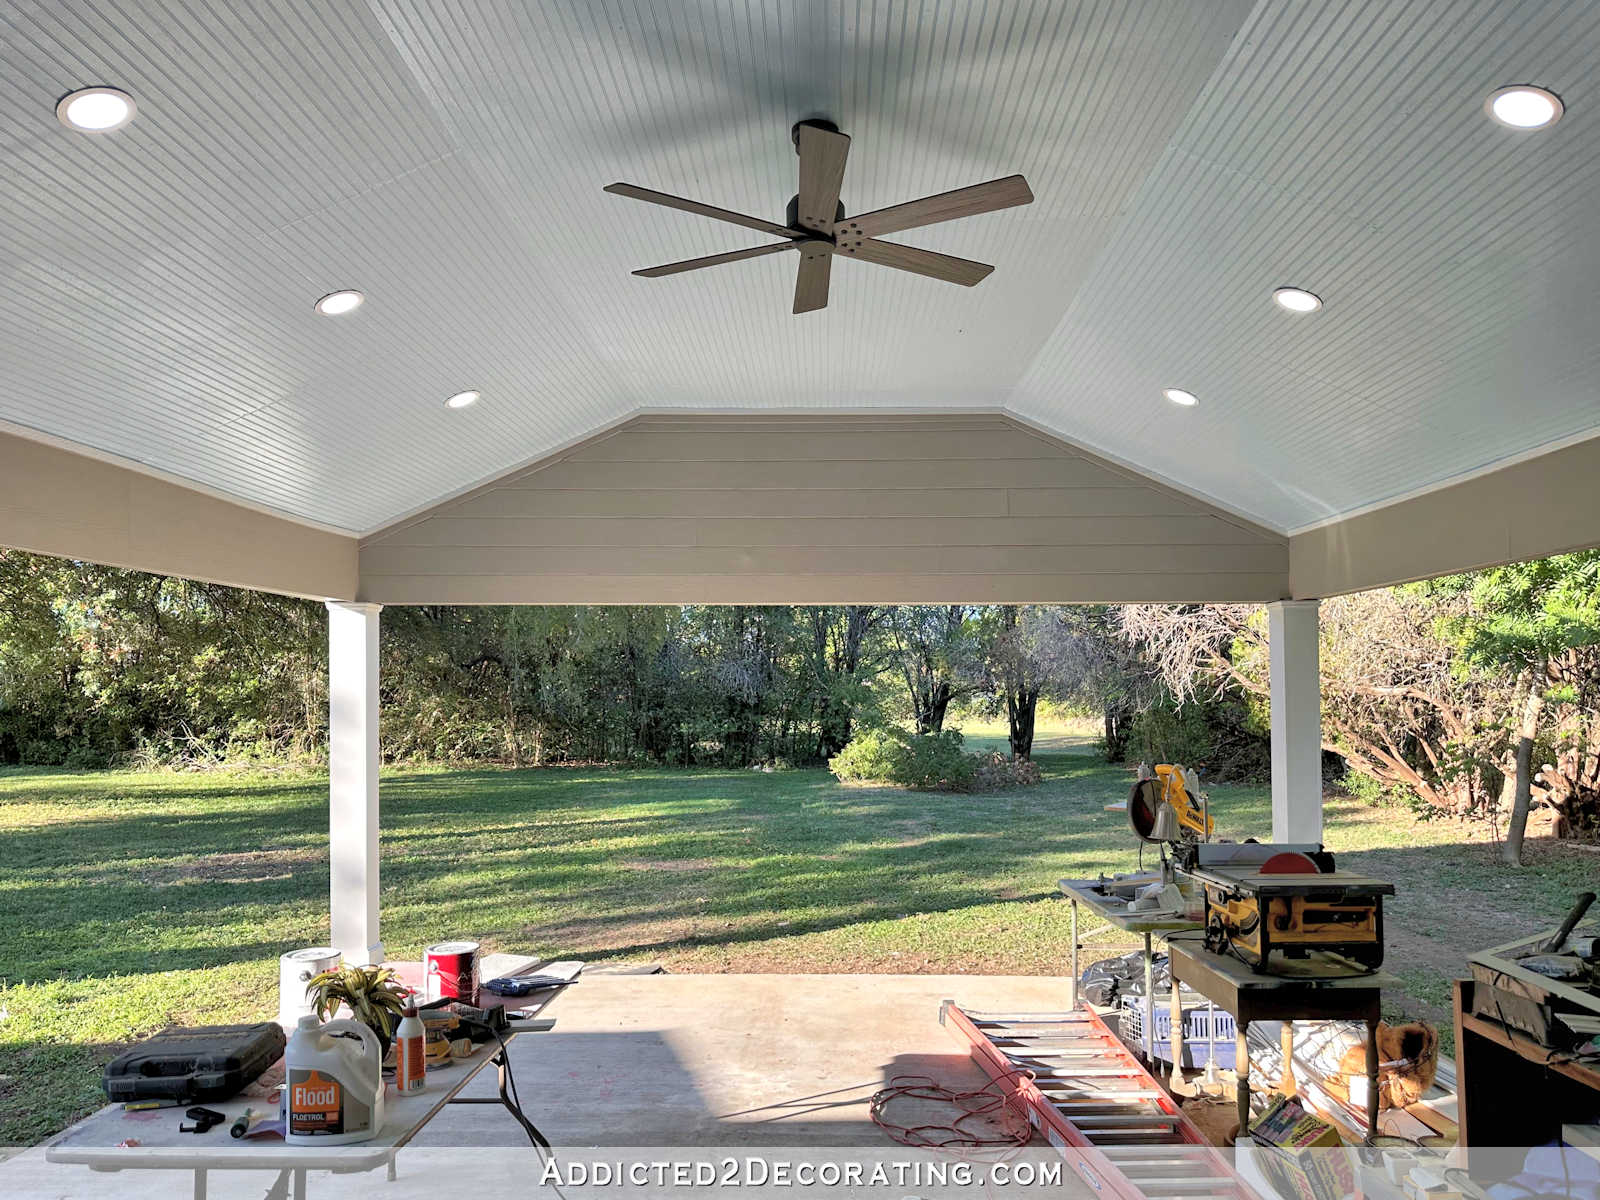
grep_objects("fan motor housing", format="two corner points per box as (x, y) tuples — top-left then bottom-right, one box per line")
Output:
(786, 194), (846, 231)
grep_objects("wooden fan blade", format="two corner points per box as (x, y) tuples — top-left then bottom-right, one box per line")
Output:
(845, 175), (1033, 239)
(633, 241), (799, 278)
(605, 183), (800, 240)
(847, 239), (993, 286)
(796, 124), (851, 233)
(793, 245), (832, 313)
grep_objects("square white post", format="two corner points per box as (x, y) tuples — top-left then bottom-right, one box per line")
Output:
(327, 601), (383, 965)
(1268, 599), (1322, 845)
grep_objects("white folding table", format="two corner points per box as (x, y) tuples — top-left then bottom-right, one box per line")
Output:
(45, 1023), (548, 1200)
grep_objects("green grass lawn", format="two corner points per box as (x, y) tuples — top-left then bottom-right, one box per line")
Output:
(2, 734), (1594, 1145)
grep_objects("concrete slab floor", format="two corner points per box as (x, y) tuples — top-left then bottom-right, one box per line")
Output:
(6, 975), (1086, 1198)
(415, 972), (1077, 1148)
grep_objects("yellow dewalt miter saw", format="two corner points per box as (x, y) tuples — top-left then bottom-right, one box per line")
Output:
(1127, 763), (1213, 846)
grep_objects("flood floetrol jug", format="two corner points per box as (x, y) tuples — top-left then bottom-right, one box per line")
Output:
(282, 1015), (385, 1146)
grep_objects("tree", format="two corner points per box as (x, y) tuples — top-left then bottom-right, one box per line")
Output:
(1117, 594), (1504, 815)
(977, 606), (1117, 759)
(1427, 552), (1600, 862)
(800, 606), (884, 759)
(886, 606), (977, 733)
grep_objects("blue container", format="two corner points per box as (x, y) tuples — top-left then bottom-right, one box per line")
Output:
(1119, 996), (1238, 1069)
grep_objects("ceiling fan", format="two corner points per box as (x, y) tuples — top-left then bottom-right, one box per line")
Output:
(605, 119), (1033, 314)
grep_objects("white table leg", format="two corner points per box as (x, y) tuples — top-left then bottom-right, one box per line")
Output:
(193, 1167), (207, 1200)
(294, 1167), (307, 1200)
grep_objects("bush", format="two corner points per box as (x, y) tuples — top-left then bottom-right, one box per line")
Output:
(830, 728), (1035, 793)
(897, 730), (976, 791)
(827, 728), (905, 783)
(1117, 696), (1270, 784)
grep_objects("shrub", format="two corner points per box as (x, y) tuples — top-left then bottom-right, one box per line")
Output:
(831, 728), (1026, 793)
(896, 730), (976, 791)
(828, 728), (905, 783)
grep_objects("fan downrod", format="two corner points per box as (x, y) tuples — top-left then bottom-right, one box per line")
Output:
(791, 117), (840, 150)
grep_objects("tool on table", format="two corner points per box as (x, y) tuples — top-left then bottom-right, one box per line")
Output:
(121, 1099), (183, 1112)
(1180, 842), (1393, 972)
(482, 973), (575, 996)
(1124, 763), (1394, 974)
(102, 1022), (286, 1104)
(179, 1106), (226, 1134)
(1127, 763), (1212, 868)
(228, 1108), (256, 1138)
(1469, 891), (1600, 1049)
(1541, 890), (1596, 953)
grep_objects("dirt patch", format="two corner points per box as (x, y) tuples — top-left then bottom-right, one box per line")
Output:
(130, 848), (322, 886)
(618, 858), (718, 873)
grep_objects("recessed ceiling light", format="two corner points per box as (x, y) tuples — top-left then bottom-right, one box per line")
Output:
(56, 86), (136, 132)
(444, 390), (480, 410)
(1272, 286), (1323, 313)
(1163, 388), (1198, 407)
(1486, 85), (1564, 130)
(314, 290), (364, 316)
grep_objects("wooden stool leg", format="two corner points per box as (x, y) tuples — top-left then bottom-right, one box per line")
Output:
(1236, 1018), (1251, 1137)
(1281, 1021), (1296, 1096)
(1169, 965), (1184, 1090)
(1366, 1015), (1381, 1140)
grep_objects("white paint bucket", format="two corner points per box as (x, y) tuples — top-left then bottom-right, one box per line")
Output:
(278, 947), (342, 1025)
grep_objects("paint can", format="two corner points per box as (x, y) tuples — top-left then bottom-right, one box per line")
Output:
(423, 941), (480, 1005)
(278, 947), (342, 1026)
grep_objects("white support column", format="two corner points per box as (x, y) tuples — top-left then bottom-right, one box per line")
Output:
(1269, 599), (1323, 845)
(327, 601), (383, 965)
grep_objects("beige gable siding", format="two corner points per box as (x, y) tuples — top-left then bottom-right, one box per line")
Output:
(0, 431), (358, 600)
(359, 414), (1288, 604)
(1290, 433), (1600, 597)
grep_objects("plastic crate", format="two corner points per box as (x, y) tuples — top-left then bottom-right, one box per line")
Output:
(1119, 995), (1238, 1069)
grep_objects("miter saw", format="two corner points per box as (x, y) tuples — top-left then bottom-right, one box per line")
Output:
(1127, 763), (1395, 974)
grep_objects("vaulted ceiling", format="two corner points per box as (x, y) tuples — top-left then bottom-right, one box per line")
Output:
(2, 0), (1598, 539)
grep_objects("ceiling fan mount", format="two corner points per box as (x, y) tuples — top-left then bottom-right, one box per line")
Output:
(606, 118), (1033, 314)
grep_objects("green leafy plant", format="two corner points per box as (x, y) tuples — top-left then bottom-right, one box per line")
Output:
(305, 964), (410, 1044)
(829, 728), (982, 791)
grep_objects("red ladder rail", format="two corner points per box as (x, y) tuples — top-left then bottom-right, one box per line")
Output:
(940, 1001), (1260, 1200)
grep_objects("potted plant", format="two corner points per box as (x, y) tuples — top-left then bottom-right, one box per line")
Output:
(304, 964), (411, 1054)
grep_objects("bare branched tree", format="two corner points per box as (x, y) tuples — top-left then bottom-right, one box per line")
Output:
(1115, 594), (1514, 817)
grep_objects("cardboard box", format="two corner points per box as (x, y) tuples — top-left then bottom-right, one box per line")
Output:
(1251, 1094), (1344, 1149)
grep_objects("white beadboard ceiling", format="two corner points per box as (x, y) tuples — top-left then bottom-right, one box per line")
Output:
(1, 0), (1597, 535)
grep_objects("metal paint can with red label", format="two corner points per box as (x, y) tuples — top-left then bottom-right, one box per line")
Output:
(423, 941), (480, 1005)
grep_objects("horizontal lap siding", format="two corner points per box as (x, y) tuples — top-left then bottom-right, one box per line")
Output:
(361, 542), (1288, 577)
(360, 414), (1288, 603)
(364, 573), (1293, 605)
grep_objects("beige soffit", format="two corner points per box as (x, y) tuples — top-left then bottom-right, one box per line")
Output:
(0, 428), (358, 600)
(1290, 433), (1600, 598)
(359, 412), (1289, 605)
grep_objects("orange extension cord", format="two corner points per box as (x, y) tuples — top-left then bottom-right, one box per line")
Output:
(868, 1069), (1036, 1149)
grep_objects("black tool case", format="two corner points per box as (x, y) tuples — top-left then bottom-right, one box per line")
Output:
(102, 1023), (286, 1103)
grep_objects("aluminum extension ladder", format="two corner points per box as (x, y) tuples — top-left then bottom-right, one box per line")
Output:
(940, 1001), (1257, 1200)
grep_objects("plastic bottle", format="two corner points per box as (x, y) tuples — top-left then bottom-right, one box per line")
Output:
(282, 1015), (385, 1146)
(394, 1003), (426, 1095)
